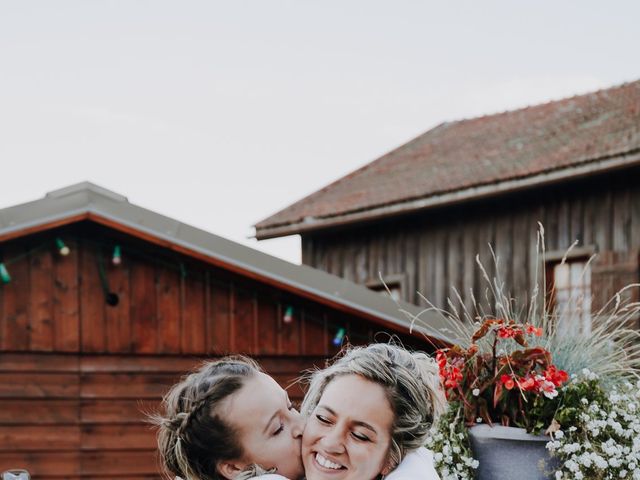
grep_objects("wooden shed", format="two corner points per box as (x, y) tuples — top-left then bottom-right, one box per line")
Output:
(0, 183), (449, 479)
(256, 80), (640, 333)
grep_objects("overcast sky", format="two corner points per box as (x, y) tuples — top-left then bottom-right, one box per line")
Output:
(1, 1), (638, 264)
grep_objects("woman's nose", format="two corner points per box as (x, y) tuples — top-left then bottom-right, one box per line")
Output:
(290, 409), (305, 438)
(318, 427), (345, 454)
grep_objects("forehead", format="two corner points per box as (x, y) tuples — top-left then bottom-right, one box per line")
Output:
(222, 373), (285, 428)
(319, 374), (393, 428)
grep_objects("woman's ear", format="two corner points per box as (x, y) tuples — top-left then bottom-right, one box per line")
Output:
(217, 460), (246, 480)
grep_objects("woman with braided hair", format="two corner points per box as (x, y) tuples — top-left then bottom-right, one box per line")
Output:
(153, 356), (305, 480)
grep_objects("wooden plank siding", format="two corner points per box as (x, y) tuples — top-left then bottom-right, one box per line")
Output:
(0, 227), (412, 357)
(302, 169), (640, 311)
(0, 353), (328, 478)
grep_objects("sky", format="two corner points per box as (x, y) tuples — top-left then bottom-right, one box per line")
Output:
(1, 1), (639, 264)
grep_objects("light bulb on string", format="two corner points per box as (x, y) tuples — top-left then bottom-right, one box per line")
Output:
(0, 263), (10, 284)
(111, 245), (122, 266)
(283, 306), (294, 324)
(333, 327), (346, 346)
(55, 238), (70, 256)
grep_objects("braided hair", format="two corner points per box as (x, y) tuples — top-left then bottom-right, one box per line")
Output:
(152, 356), (262, 480)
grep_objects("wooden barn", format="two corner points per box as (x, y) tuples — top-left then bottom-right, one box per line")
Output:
(0, 183), (450, 479)
(256, 80), (640, 334)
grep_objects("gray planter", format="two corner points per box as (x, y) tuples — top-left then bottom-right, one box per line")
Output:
(468, 425), (558, 480)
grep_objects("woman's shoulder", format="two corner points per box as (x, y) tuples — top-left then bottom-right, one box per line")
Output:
(385, 447), (441, 480)
(251, 475), (290, 480)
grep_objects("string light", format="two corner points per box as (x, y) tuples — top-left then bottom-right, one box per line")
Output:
(333, 327), (346, 346)
(283, 305), (294, 324)
(0, 263), (10, 284)
(111, 245), (122, 266)
(55, 238), (70, 256)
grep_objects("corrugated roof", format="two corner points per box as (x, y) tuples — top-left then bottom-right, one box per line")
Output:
(255, 80), (640, 239)
(0, 182), (452, 344)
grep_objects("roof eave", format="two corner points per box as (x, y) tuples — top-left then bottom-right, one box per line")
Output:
(255, 149), (640, 239)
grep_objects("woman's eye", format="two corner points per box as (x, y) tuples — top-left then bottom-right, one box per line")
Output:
(351, 431), (371, 442)
(273, 423), (284, 436)
(316, 414), (331, 424)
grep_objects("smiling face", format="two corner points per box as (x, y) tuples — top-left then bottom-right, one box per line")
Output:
(302, 374), (394, 480)
(220, 372), (305, 480)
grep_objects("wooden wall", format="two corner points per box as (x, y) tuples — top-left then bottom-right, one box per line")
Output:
(0, 223), (421, 478)
(0, 352), (324, 479)
(0, 225), (395, 356)
(302, 168), (640, 312)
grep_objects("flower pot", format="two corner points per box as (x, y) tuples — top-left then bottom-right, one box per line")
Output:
(468, 425), (557, 480)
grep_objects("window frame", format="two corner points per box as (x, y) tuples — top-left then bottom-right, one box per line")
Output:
(544, 245), (596, 336)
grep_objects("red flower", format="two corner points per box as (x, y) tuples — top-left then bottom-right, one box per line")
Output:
(543, 365), (569, 387)
(443, 366), (463, 389)
(518, 376), (538, 392)
(525, 324), (543, 337)
(500, 374), (515, 390)
(436, 350), (447, 370)
(497, 326), (524, 339)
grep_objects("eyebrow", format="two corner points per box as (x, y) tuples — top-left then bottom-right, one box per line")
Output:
(317, 405), (378, 434)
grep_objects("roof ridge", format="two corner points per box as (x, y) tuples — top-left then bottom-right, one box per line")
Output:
(46, 181), (128, 202)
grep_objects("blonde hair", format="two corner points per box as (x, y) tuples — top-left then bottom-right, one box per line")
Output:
(152, 356), (262, 480)
(301, 343), (445, 468)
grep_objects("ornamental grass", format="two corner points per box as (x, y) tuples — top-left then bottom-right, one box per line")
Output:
(403, 225), (640, 480)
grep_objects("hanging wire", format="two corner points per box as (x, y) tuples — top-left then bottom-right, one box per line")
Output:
(96, 247), (119, 306)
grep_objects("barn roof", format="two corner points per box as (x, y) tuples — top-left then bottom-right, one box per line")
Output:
(255, 79), (640, 239)
(0, 182), (451, 344)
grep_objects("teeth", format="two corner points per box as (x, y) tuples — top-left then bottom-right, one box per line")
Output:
(316, 453), (343, 470)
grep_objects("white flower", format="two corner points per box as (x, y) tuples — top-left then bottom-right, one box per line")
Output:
(472, 388), (480, 396)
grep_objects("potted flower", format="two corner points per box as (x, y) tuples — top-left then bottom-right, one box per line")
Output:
(432, 318), (568, 480)
(412, 237), (640, 480)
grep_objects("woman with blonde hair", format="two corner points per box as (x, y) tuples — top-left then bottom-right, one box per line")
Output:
(301, 343), (445, 480)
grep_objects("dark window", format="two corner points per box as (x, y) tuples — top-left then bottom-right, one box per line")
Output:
(366, 274), (405, 302)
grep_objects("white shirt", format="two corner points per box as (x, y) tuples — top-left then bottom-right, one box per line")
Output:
(385, 447), (441, 480)
(249, 448), (440, 480)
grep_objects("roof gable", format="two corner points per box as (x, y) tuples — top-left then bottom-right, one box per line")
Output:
(0, 182), (451, 344)
(256, 80), (640, 238)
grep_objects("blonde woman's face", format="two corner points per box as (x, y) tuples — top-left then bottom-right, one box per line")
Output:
(221, 372), (305, 479)
(302, 374), (394, 480)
